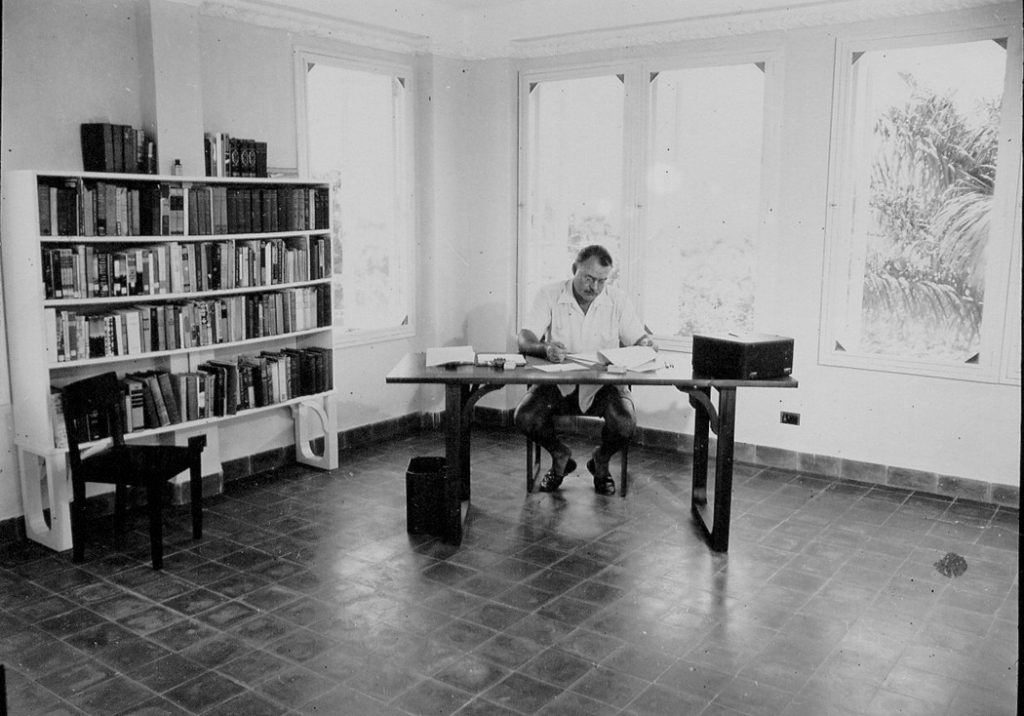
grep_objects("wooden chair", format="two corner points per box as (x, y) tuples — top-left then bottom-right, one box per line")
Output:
(527, 423), (630, 496)
(62, 372), (206, 569)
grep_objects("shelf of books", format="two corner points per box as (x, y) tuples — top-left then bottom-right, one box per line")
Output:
(1, 170), (338, 551)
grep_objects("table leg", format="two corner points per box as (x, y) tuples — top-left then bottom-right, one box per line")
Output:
(691, 387), (711, 507)
(439, 382), (503, 545)
(710, 388), (736, 552)
(685, 386), (737, 552)
(443, 384), (468, 544)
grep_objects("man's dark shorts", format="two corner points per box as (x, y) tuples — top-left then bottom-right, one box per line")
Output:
(524, 384), (634, 418)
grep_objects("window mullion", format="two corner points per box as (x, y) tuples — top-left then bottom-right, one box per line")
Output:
(623, 66), (647, 308)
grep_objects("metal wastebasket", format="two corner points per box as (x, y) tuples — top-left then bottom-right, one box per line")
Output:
(406, 456), (445, 534)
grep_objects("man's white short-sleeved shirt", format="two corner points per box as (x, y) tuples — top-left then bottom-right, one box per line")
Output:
(523, 280), (646, 410)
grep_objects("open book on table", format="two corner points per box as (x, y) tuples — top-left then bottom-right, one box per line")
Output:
(425, 346), (528, 368)
(425, 345), (476, 367)
(568, 345), (660, 372)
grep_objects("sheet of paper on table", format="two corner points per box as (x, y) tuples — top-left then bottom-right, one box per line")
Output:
(596, 345), (659, 369)
(532, 362), (592, 373)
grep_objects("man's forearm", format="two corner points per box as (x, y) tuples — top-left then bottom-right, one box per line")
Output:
(518, 330), (547, 357)
(519, 330), (566, 362)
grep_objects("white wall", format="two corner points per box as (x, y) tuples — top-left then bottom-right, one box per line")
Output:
(0, 0), (1019, 524)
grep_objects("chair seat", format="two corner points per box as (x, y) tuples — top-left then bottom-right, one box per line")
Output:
(75, 444), (198, 485)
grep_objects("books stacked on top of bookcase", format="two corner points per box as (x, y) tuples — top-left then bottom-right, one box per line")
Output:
(204, 132), (268, 178)
(81, 123), (158, 174)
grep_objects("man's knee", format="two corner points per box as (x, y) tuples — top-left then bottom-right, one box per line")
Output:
(604, 394), (636, 440)
(605, 409), (636, 440)
(515, 396), (549, 435)
(513, 402), (535, 434)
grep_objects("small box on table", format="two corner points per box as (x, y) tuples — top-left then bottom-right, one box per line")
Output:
(692, 333), (793, 379)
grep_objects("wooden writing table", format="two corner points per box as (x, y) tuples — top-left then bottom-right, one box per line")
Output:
(386, 353), (797, 551)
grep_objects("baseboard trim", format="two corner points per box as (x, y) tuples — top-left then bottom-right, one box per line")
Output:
(2, 408), (1016, 548)
(438, 407), (1018, 509)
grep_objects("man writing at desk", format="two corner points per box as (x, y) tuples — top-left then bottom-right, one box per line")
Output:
(515, 244), (657, 496)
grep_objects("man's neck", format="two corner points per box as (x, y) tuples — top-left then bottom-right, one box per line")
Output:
(572, 286), (593, 314)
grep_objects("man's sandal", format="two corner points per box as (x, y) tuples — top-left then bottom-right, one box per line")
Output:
(538, 458), (576, 492)
(587, 458), (616, 496)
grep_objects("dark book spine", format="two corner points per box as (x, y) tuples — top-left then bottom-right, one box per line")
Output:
(255, 141), (267, 178)
(80, 123), (113, 172)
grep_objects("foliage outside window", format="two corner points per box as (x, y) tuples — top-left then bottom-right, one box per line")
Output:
(299, 53), (413, 340)
(824, 34), (1021, 377)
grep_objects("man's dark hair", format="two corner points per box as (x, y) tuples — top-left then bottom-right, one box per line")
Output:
(574, 244), (613, 267)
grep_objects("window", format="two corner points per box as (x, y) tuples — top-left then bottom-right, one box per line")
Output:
(296, 51), (414, 342)
(644, 64), (765, 338)
(520, 73), (626, 309)
(822, 30), (1022, 380)
(518, 57), (773, 348)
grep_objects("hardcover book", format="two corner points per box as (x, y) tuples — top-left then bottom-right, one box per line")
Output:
(49, 387), (69, 449)
(80, 123), (116, 172)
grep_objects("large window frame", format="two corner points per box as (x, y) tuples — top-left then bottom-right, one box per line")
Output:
(294, 48), (416, 347)
(820, 26), (1022, 383)
(516, 47), (781, 352)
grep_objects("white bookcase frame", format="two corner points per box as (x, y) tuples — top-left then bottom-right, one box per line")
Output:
(2, 170), (338, 552)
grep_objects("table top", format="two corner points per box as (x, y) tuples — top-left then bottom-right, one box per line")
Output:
(386, 353), (798, 390)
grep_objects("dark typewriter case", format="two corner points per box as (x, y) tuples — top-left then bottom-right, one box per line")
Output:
(692, 333), (794, 380)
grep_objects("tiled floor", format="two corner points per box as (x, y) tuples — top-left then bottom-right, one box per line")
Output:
(0, 426), (1018, 716)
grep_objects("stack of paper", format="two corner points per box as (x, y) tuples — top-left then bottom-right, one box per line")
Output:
(533, 362), (591, 373)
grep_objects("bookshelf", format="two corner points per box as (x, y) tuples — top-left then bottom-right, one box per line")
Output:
(2, 170), (338, 552)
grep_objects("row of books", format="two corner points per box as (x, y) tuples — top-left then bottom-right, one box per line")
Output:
(41, 237), (330, 300)
(80, 122), (158, 174)
(39, 180), (183, 237)
(50, 348), (333, 444)
(188, 184), (329, 235)
(37, 179), (329, 237)
(204, 133), (268, 178)
(44, 286), (331, 363)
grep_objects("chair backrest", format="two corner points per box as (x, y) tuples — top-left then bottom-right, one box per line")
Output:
(62, 371), (125, 455)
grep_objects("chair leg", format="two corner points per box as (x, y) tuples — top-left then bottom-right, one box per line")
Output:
(147, 482), (163, 570)
(114, 484), (128, 548)
(71, 479), (87, 563)
(620, 445), (629, 497)
(190, 461), (203, 540)
(526, 438), (536, 493)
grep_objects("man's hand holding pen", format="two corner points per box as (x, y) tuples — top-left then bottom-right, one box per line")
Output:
(544, 341), (568, 363)
(636, 334), (658, 351)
